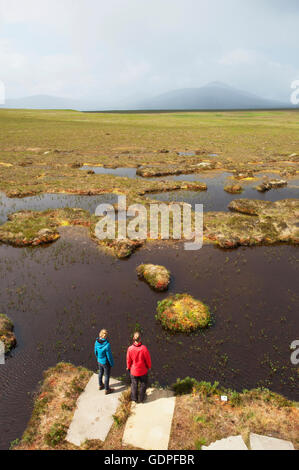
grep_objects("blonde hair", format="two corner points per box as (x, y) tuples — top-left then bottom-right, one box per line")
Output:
(99, 329), (108, 339)
(133, 332), (141, 342)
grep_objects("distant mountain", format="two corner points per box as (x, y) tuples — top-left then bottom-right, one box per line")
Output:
(137, 82), (290, 110)
(0, 84), (297, 111)
(0, 94), (136, 111)
(0, 94), (118, 111)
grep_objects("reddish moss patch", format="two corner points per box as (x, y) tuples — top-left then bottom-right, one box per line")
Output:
(156, 294), (211, 333)
(137, 264), (170, 291)
(99, 238), (144, 259)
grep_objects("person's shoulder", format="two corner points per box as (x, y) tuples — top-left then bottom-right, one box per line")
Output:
(141, 344), (149, 352)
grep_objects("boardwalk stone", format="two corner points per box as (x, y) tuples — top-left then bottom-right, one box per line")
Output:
(66, 374), (126, 447)
(122, 388), (175, 450)
(202, 435), (248, 450)
(250, 433), (295, 451)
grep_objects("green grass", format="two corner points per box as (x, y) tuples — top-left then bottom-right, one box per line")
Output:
(0, 108), (297, 200)
(0, 108), (298, 163)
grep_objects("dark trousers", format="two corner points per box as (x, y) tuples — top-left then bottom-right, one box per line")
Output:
(130, 373), (148, 402)
(98, 363), (111, 390)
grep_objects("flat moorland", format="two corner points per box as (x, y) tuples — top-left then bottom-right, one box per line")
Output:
(1, 109), (298, 451)
(0, 109), (298, 254)
(0, 108), (298, 197)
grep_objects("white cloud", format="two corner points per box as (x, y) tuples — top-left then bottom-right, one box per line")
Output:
(0, 0), (299, 103)
(0, 38), (96, 98)
(219, 49), (259, 66)
(118, 61), (151, 84)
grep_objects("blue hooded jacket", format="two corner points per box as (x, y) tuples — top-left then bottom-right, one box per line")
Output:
(94, 338), (114, 367)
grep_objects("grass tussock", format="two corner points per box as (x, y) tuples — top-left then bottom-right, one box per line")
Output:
(14, 362), (92, 450)
(169, 378), (299, 450)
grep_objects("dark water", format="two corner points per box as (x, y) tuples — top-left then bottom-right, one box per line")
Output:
(177, 152), (196, 157)
(77, 169), (299, 212)
(149, 174), (299, 212)
(177, 152), (219, 157)
(80, 166), (138, 178)
(0, 229), (298, 449)
(0, 193), (119, 224)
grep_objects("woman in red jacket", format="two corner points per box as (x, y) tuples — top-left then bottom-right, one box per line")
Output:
(126, 332), (152, 403)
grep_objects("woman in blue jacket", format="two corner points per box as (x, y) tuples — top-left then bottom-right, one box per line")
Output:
(94, 329), (114, 394)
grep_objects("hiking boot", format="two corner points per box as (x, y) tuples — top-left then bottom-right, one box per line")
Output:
(99, 385), (104, 391)
(105, 388), (114, 395)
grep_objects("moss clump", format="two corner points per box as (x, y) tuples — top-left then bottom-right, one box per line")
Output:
(0, 213), (60, 247)
(156, 294), (211, 333)
(94, 237), (144, 259)
(204, 199), (299, 248)
(224, 184), (243, 194)
(256, 179), (287, 193)
(137, 264), (170, 291)
(0, 313), (17, 352)
(0, 208), (91, 247)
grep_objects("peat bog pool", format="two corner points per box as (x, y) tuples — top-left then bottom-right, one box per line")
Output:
(0, 227), (298, 449)
(1, 172), (297, 224)
(149, 173), (299, 212)
(78, 167), (299, 212)
(0, 192), (119, 224)
(80, 166), (138, 178)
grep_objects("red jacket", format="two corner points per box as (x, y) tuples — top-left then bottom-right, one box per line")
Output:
(127, 342), (152, 377)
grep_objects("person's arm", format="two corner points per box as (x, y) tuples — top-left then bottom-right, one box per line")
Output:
(106, 343), (114, 367)
(144, 347), (152, 370)
(126, 348), (132, 370)
(94, 341), (98, 361)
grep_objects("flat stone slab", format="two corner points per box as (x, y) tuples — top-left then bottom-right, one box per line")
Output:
(202, 435), (248, 450)
(66, 374), (126, 447)
(122, 388), (175, 450)
(250, 433), (295, 451)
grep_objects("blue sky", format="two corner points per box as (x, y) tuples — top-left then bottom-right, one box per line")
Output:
(0, 0), (298, 104)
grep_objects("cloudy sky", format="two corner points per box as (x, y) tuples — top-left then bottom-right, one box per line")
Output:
(0, 0), (298, 104)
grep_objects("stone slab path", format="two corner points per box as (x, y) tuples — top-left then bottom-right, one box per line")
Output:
(66, 374), (126, 447)
(250, 433), (295, 451)
(202, 435), (248, 451)
(66, 377), (296, 451)
(122, 388), (176, 450)
(202, 433), (295, 451)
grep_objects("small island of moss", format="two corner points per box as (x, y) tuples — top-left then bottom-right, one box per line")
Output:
(0, 314), (17, 352)
(156, 294), (211, 333)
(136, 264), (170, 291)
(224, 184), (243, 194)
